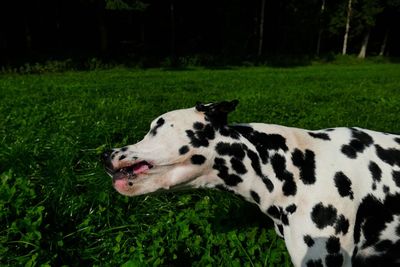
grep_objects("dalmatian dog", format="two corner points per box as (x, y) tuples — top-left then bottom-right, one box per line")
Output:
(102, 100), (400, 267)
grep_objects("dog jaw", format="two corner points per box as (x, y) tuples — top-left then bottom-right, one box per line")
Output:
(112, 161), (214, 196)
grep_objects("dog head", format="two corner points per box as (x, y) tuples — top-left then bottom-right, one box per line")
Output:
(102, 100), (239, 196)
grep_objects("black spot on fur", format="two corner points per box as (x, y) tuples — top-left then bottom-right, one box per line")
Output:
(353, 193), (398, 247)
(186, 129), (195, 138)
(271, 154), (296, 196)
(383, 185), (390, 194)
(350, 139), (366, 151)
(203, 124), (216, 140)
(232, 125), (288, 163)
(325, 253), (343, 267)
(186, 123), (216, 148)
(267, 206), (281, 220)
(334, 171), (354, 200)
(306, 259), (323, 267)
(286, 204), (297, 214)
(191, 154), (206, 165)
(395, 137), (400, 144)
(375, 240), (393, 252)
(259, 133), (289, 152)
(384, 193), (400, 213)
(213, 157), (229, 181)
(250, 190), (260, 204)
(341, 145), (357, 159)
(335, 214), (350, 235)
(241, 133), (269, 164)
(262, 176), (274, 192)
(215, 142), (246, 160)
(186, 130), (209, 147)
(179, 145), (189, 155)
(351, 247), (360, 266)
(230, 158), (247, 174)
(267, 206), (290, 225)
(304, 235), (315, 247)
(375, 145), (400, 167)
(341, 128), (374, 159)
(309, 132), (331, 140)
(219, 127), (230, 137)
(227, 174), (243, 186)
(393, 171), (400, 187)
(352, 128), (374, 146)
(244, 147), (274, 192)
(119, 155), (126, 161)
(292, 149), (316, 185)
(214, 157), (226, 166)
(193, 122), (204, 130)
(219, 126), (240, 139)
(372, 183), (377, 190)
(213, 157), (243, 186)
(369, 161), (382, 182)
(326, 236), (341, 254)
(231, 124), (254, 135)
(195, 131), (211, 144)
(277, 224), (284, 237)
(246, 149), (263, 177)
(121, 146), (128, 152)
(150, 117), (165, 136)
(230, 143), (247, 160)
(311, 203), (338, 229)
(281, 213), (289, 225)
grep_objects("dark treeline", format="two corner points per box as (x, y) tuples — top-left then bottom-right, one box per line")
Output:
(0, 0), (399, 68)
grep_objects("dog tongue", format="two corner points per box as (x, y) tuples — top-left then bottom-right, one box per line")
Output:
(133, 162), (150, 174)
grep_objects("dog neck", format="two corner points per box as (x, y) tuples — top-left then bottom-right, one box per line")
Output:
(187, 124), (295, 215)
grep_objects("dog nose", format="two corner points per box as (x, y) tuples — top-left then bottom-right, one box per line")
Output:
(101, 149), (115, 172)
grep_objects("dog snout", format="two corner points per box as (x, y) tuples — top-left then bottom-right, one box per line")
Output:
(101, 149), (115, 173)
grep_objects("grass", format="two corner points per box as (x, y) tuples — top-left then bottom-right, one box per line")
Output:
(1, 63), (400, 266)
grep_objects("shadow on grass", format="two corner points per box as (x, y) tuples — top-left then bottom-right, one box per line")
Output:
(207, 191), (274, 232)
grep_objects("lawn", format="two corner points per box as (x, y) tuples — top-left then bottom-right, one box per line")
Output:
(1, 63), (400, 266)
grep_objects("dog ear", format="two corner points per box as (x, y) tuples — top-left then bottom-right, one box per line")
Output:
(196, 100), (239, 126)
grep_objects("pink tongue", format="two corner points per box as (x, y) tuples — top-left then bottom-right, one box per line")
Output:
(133, 163), (149, 174)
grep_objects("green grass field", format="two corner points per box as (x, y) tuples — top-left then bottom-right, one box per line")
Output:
(1, 63), (400, 266)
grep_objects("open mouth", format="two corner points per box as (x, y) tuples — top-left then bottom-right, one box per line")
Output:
(112, 161), (154, 182)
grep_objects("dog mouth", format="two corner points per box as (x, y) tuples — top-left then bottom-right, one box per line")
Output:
(112, 161), (154, 182)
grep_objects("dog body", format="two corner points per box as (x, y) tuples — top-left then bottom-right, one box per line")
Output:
(103, 101), (400, 266)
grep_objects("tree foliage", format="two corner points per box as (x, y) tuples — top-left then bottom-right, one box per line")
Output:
(0, 0), (399, 67)
(105, 0), (148, 11)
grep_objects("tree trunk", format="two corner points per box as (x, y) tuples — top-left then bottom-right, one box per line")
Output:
(257, 0), (266, 58)
(316, 0), (326, 56)
(25, 25), (32, 53)
(97, 0), (108, 53)
(379, 30), (388, 56)
(358, 30), (370, 58)
(170, 1), (177, 66)
(99, 25), (108, 53)
(342, 0), (352, 55)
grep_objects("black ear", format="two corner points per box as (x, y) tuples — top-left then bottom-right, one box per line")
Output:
(195, 100), (239, 127)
